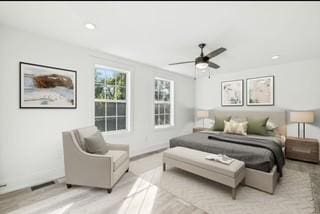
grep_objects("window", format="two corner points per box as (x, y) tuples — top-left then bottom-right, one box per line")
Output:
(154, 78), (174, 128)
(95, 65), (129, 132)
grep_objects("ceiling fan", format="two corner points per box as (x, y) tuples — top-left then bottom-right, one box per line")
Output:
(169, 43), (226, 71)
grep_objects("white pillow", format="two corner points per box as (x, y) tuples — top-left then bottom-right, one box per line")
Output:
(224, 120), (248, 136)
(266, 120), (278, 131)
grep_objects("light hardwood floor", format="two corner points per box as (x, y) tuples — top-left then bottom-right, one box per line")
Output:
(0, 152), (207, 214)
(1, 151), (319, 214)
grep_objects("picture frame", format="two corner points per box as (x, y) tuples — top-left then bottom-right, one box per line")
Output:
(19, 62), (77, 109)
(221, 79), (244, 106)
(246, 75), (274, 106)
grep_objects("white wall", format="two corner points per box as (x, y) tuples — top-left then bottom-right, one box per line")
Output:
(0, 26), (195, 194)
(195, 58), (320, 154)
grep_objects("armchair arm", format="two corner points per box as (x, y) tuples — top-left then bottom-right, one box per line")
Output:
(106, 143), (129, 152)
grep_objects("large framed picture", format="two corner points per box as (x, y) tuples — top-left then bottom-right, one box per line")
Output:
(20, 62), (77, 109)
(221, 79), (244, 106)
(246, 76), (274, 106)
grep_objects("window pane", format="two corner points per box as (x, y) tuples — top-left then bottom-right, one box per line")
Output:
(163, 88), (170, 101)
(95, 102), (105, 116)
(164, 104), (170, 114)
(106, 86), (115, 100)
(155, 104), (159, 114)
(95, 69), (105, 84)
(107, 102), (116, 116)
(155, 115), (159, 125)
(159, 80), (164, 90)
(160, 115), (165, 125)
(117, 73), (126, 87)
(161, 81), (170, 101)
(159, 90), (164, 101)
(165, 114), (170, 125)
(107, 117), (116, 131)
(105, 70), (116, 85)
(117, 117), (126, 130)
(160, 104), (165, 114)
(95, 117), (105, 132)
(155, 80), (159, 90)
(95, 85), (106, 99)
(165, 81), (170, 90)
(115, 86), (126, 100)
(155, 90), (159, 101)
(117, 103), (126, 116)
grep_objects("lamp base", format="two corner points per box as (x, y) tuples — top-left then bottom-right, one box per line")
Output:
(297, 122), (306, 139)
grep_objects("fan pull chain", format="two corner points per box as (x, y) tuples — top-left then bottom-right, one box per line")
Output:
(194, 66), (197, 80)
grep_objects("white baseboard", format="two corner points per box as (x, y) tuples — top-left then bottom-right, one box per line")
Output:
(0, 168), (64, 195)
(130, 142), (169, 158)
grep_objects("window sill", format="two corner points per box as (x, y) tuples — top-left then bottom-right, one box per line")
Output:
(154, 125), (175, 131)
(102, 129), (131, 136)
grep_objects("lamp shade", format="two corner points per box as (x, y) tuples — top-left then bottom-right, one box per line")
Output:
(290, 111), (314, 123)
(196, 110), (209, 118)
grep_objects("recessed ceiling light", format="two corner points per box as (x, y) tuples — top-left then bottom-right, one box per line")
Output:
(271, 55), (279, 59)
(85, 23), (96, 30)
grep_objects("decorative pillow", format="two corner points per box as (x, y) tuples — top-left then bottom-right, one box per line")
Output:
(266, 120), (278, 131)
(75, 126), (98, 151)
(213, 116), (231, 131)
(84, 131), (109, 154)
(224, 120), (248, 135)
(247, 117), (269, 136)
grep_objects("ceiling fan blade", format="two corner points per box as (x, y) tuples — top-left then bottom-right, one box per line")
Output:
(206, 47), (226, 59)
(168, 61), (194, 65)
(208, 62), (220, 69)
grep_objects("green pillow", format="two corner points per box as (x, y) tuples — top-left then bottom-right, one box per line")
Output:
(213, 116), (231, 131)
(247, 117), (269, 136)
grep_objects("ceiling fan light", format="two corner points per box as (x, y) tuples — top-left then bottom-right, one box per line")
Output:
(196, 62), (208, 70)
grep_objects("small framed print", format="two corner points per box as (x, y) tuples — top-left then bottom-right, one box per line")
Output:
(246, 76), (274, 106)
(221, 79), (244, 106)
(20, 62), (77, 109)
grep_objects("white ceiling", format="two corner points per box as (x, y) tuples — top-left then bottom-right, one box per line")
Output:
(1, 2), (320, 76)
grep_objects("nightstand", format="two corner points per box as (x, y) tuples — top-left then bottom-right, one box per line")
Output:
(193, 127), (210, 133)
(285, 137), (319, 163)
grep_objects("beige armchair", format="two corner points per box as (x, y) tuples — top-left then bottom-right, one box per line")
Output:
(62, 126), (129, 193)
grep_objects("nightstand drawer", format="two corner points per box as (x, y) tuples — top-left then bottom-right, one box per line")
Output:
(286, 145), (316, 154)
(286, 151), (319, 163)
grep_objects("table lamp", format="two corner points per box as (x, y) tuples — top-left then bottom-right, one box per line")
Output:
(290, 111), (314, 138)
(196, 110), (209, 128)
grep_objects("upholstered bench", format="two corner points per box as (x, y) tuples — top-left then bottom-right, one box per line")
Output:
(163, 147), (245, 200)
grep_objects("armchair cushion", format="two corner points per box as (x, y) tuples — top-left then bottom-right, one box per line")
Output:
(84, 131), (109, 154)
(75, 126), (98, 150)
(106, 150), (129, 171)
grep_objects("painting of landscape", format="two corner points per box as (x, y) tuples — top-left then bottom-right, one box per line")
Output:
(20, 62), (77, 108)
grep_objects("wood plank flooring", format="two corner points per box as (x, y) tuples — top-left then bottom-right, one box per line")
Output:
(1, 151), (320, 214)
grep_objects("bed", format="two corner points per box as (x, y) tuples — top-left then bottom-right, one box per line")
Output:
(170, 109), (287, 194)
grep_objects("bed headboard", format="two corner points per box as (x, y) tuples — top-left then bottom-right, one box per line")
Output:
(211, 108), (287, 136)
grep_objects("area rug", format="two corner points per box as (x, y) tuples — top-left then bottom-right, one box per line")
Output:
(138, 166), (315, 214)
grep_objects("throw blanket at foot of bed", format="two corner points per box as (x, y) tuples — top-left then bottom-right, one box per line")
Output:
(170, 132), (285, 176)
(207, 134), (285, 176)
